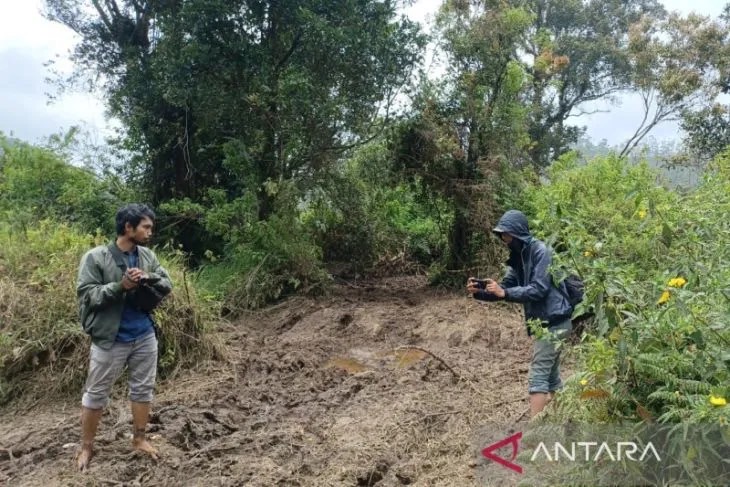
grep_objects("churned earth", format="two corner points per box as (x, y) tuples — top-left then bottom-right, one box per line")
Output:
(0, 276), (554, 486)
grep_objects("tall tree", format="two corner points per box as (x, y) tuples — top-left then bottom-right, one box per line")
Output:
(620, 10), (728, 157)
(680, 5), (730, 163)
(392, 0), (533, 272)
(45, 0), (188, 202)
(44, 0), (425, 216)
(520, 0), (665, 167)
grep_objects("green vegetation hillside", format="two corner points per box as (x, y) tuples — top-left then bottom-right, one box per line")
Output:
(0, 137), (217, 404)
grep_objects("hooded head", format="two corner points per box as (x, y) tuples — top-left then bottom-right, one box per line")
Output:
(492, 210), (532, 251)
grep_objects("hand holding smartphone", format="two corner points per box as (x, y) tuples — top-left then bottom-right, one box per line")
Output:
(468, 277), (494, 290)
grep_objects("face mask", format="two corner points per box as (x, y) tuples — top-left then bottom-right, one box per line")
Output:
(508, 238), (522, 252)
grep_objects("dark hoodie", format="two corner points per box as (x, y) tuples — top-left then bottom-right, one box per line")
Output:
(474, 210), (573, 335)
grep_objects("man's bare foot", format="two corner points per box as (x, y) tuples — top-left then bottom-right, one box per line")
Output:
(76, 446), (93, 471)
(132, 437), (159, 460)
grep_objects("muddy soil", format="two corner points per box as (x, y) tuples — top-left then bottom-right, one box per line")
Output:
(0, 276), (549, 486)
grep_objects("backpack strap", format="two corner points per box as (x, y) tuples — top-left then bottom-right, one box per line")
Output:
(556, 278), (570, 303)
(554, 273), (578, 313)
(107, 242), (128, 273)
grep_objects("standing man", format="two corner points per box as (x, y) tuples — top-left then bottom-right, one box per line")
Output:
(76, 204), (172, 470)
(467, 209), (573, 418)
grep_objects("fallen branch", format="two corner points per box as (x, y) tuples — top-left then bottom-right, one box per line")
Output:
(394, 345), (461, 380)
(0, 430), (34, 461)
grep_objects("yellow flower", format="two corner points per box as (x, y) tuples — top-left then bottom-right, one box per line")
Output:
(657, 290), (671, 305)
(710, 395), (727, 407)
(583, 250), (593, 257)
(638, 209), (647, 219)
(580, 379), (588, 386)
(667, 277), (687, 288)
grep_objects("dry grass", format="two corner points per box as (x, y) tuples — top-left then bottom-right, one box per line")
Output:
(0, 221), (220, 407)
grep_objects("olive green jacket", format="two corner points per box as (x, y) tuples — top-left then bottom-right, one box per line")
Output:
(77, 243), (173, 349)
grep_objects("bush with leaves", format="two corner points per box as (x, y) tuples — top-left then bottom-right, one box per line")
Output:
(293, 140), (450, 278)
(0, 135), (125, 235)
(299, 173), (377, 271)
(341, 140), (452, 271)
(520, 151), (729, 483)
(167, 185), (331, 315)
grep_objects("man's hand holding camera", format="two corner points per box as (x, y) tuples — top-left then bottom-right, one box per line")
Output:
(121, 268), (149, 291)
(466, 277), (505, 298)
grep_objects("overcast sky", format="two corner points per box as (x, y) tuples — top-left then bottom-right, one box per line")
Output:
(1, 0), (727, 147)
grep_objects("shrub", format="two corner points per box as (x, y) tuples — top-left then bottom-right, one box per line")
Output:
(0, 135), (123, 235)
(179, 187), (331, 315)
(300, 177), (450, 274)
(522, 151), (730, 482)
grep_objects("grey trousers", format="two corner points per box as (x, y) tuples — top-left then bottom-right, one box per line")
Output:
(81, 332), (158, 409)
(528, 319), (572, 394)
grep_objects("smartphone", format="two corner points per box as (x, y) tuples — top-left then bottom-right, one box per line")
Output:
(472, 278), (491, 289)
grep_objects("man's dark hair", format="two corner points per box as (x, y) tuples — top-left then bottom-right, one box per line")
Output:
(115, 203), (156, 235)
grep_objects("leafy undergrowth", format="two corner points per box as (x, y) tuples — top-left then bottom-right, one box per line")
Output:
(524, 152), (730, 482)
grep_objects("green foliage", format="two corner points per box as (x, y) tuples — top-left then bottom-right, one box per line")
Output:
(375, 185), (450, 266)
(168, 186), (330, 314)
(527, 151), (677, 275)
(198, 214), (330, 314)
(388, 109), (507, 275)
(302, 142), (451, 270)
(300, 174), (377, 269)
(0, 220), (218, 404)
(161, 138), (450, 309)
(0, 134), (122, 235)
(682, 103), (730, 162)
(524, 152), (730, 479)
(45, 0), (426, 217)
(435, 0), (534, 164)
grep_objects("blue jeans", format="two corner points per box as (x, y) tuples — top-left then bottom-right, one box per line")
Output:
(528, 319), (572, 394)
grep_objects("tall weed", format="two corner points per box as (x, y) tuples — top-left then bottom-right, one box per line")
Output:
(0, 221), (218, 405)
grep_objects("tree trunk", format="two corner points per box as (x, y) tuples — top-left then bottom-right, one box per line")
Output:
(448, 202), (471, 271)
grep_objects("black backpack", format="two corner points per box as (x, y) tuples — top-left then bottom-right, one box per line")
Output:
(559, 273), (585, 308)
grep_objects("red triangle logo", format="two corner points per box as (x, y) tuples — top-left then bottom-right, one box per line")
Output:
(481, 431), (523, 474)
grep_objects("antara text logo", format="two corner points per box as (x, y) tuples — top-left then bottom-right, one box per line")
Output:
(481, 432), (662, 474)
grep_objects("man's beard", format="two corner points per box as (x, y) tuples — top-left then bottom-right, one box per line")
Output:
(132, 236), (149, 246)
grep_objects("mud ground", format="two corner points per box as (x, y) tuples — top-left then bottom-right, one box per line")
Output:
(0, 276), (561, 486)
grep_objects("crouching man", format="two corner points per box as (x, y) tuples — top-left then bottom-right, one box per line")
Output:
(76, 203), (172, 470)
(467, 210), (573, 418)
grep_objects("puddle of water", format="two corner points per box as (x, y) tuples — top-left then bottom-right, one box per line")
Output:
(325, 357), (368, 374)
(326, 347), (428, 374)
(393, 349), (427, 368)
